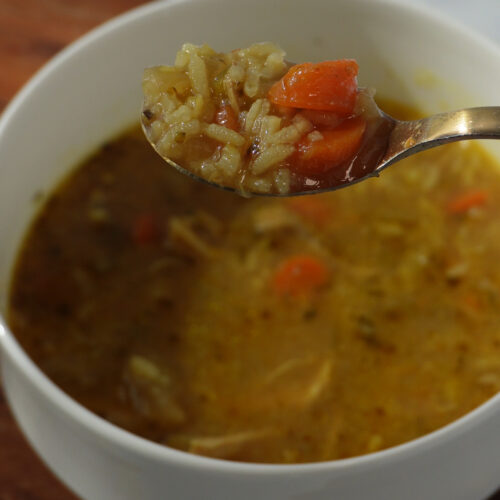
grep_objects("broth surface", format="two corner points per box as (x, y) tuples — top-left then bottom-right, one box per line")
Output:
(8, 102), (500, 463)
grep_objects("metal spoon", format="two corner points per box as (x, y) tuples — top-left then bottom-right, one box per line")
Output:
(142, 105), (500, 196)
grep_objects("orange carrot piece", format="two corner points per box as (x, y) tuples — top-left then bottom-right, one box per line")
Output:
(272, 254), (329, 296)
(447, 189), (488, 214)
(461, 293), (481, 313)
(291, 117), (366, 175)
(287, 196), (331, 226)
(268, 60), (359, 115)
(300, 109), (344, 128)
(132, 214), (158, 245)
(215, 103), (239, 131)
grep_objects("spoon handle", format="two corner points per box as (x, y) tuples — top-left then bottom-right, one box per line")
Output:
(381, 106), (500, 168)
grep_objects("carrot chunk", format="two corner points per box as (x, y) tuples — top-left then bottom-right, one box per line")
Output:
(272, 255), (329, 296)
(132, 214), (158, 245)
(215, 103), (239, 131)
(291, 117), (366, 175)
(461, 293), (481, 313)
(268, 60), (359, 115)
(447, 189), (488, 214)
(300, 109), (344, 128)
(287, 196), (331, 226)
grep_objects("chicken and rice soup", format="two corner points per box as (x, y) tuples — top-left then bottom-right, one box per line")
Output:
(8, 102), (500, 463)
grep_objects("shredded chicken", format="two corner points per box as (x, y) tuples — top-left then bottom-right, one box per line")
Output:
(264, 357), (334, 409)
(125, 356), (185, 426)
(187, 429), (274, 459)
(167, 212), (221, 259)
(304, 360), (332, 405)
(252, 204), (297, 233)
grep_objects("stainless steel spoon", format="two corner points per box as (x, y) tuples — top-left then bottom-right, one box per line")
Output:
(143, 106), (500, 197)
(380, 106), (500, 178)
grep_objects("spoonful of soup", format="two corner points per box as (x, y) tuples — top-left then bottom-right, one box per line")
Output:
(141, 42), (500, 196)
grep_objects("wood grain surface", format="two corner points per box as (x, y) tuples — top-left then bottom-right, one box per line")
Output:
(0, 3), (146, 498)
(0, 1), (499, 499)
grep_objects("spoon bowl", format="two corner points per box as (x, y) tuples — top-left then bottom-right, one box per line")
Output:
(143, 103), (500, 197)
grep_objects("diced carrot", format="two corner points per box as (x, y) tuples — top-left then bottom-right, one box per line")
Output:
(300, 109), (344, 129)
(461, 293), (481, 313)
(446, 189), (488, 214)
(272, 254), (330, 297)
(215, 102), (239, 131)
(291, 117), (366, 175)
(268, 60), (359, 115)
(132, 213), (158, 245)
(287, 196), (331, 226)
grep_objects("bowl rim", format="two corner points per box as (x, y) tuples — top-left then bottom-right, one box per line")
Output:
(1, 0), (500, 474)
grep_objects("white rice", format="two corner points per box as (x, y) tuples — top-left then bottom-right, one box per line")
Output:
(142, 42), (310, 194)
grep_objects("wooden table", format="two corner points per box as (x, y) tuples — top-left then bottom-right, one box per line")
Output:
(0, 1), (499, 499)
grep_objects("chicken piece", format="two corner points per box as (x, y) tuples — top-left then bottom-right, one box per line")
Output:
(124, 355), (185, 426)
(187, 429), (274, 459)
(167, 211), (221, 259)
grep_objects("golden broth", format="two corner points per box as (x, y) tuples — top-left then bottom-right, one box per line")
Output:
(8, 102), (500, 463)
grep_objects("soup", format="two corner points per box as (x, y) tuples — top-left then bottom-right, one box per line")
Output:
(8, 102), (500, 463)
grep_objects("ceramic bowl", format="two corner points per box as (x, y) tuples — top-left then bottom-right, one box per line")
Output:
(1, 0), (500, 498)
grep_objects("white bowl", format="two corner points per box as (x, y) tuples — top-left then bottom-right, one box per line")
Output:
(1, 0), (500, 498)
